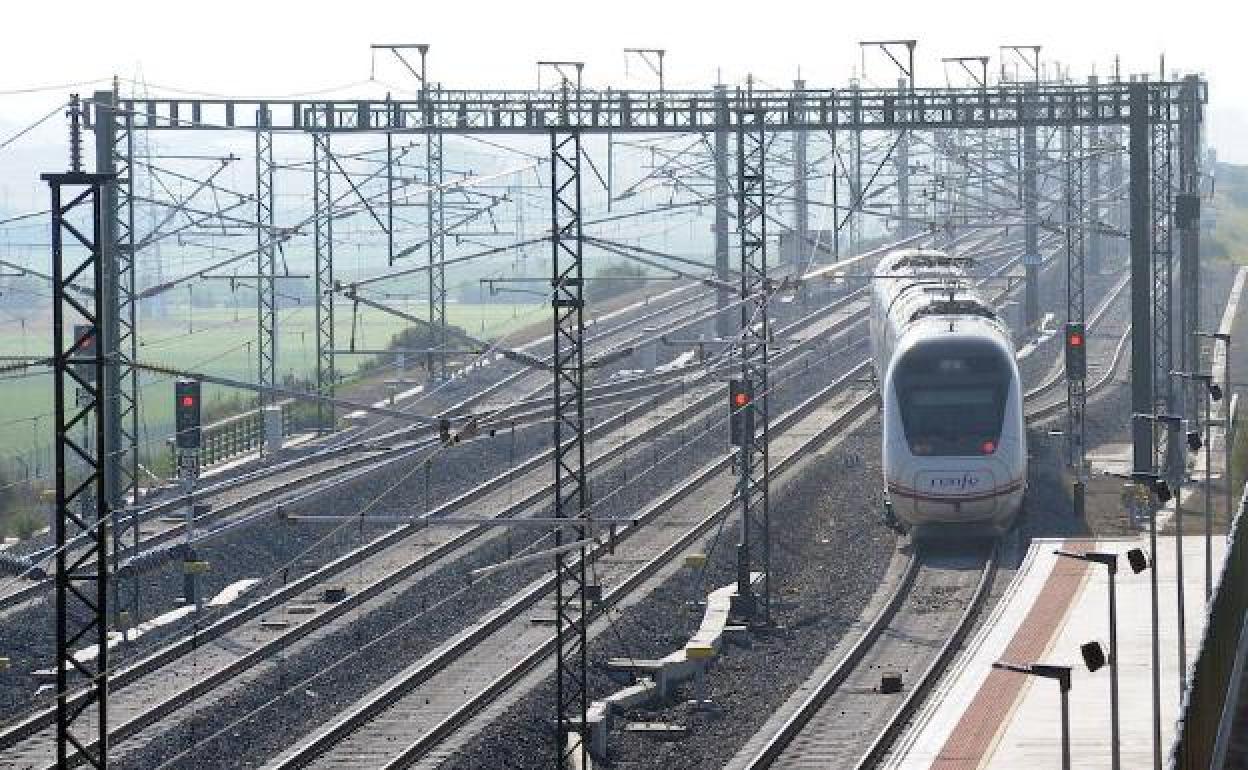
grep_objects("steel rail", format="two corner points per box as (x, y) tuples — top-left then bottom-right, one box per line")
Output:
(274, 359), (883, 770)
(740, 237), (1062, 770)
(0, 251), (891, 763)
(267, 236), (1037, 768)
(744, 546), (998, 770)
(0, 282), (724, 612)
(852, 545), (1000, 769)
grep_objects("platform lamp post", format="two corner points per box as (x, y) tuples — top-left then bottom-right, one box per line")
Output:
(993, 644), (1109, 770)
(1053, 548), (1150, 770)
(991, 661), (1069, 770)
(1172, 370), (1223, 600)
(1109, 465), (1172, 770)
(1194, 331), (1233, 524)
(1134, 412), (1202, 701)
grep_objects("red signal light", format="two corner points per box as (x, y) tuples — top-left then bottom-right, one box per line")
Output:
(180, 395), (195, 407)
(733, 392), (749, 408)
(981, 440), (996, 454)
(1068, 332), (1084, 347)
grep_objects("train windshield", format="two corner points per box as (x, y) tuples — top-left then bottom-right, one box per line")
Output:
(893, 343), (1010, 456)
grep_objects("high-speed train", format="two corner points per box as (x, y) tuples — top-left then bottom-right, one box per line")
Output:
(869, 248), (1027, 536)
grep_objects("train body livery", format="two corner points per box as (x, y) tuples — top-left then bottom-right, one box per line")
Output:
(869, 249), (1026, 535)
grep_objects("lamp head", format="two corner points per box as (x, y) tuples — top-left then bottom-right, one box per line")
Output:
(1187, 430), (1203, 452)
(1154, 479), (1173, 503)
(1080, 641), (1107, 672)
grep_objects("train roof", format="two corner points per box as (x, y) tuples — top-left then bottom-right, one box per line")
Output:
(874, 249), (1006, 336)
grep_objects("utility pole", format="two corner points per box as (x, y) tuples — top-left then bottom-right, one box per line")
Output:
(850, 78), (863, 253)
(1127, 80), (1161, 770)
(1023, 81), (1040, 328)
(714, 84), (733, 337)
(1087, 76), (1103, 275)
(371, 43), (446, 380)
(792, 79), (809, 266)
(895, 77), (911, 238)
(1177, 76), (1203, 420)
(735, 103), (771, 623)
(1065, 121), (1087, 515)
(46, 93), (115, 769)
(550, 127), (589, 768)
(312, 129), (335, 432)
(93, 88), (141, 635)
(254, 108), (278, 455)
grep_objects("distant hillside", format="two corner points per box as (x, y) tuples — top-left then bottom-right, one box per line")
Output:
(1208, 162), (1248, 263)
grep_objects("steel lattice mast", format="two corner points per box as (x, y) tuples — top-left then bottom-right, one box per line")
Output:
(735, 105), (771, 622)
(550, 127), (589, 767)
(45, 94), (115, 768)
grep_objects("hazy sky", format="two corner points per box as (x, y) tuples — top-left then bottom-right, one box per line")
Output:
(2, 0), (1244, 177)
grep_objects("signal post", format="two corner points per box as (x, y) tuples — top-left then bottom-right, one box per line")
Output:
(1065, 322), (1088, 516)
(174, 379), (203, 606)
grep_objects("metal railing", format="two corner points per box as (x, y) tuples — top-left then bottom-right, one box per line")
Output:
(166, 400), (295, 472)
(1169, 399), (1247, 769)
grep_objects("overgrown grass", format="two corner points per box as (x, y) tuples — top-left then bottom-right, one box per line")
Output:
(1207, 162), (1248, 265)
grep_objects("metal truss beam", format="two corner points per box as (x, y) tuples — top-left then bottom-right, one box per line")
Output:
(92, 91), (141, 518)
(93, 90), (142, 636)
(95, 81), (1202, 134)
(1151, 91), (1177, 481)
(791, 79), (809, 266)
(1022, 84), (1041, 328)
(550, 129), (589, 767)
(255, 111), (277, 446)
(313, 132), (335, 432)
(1177, 75), (1202, 422)
(1064, 123), (1087, 507)
(714, 85), (733, 337)
(736, 107), (771, 623)
(894, 77), (911, 238)
(43, 152), (115, 769)
(427, 131), (447, 381)
(1087, 76), (1104, 275)
(1128, 83), (1154, 477)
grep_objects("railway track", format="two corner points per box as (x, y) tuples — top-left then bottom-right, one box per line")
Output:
(264, 352), (884, 770)
(238, 237), (1037, 769)
(735, 260), (1134, 769)
(743, 542), (999, 769)
(0, 242), (902, 769)
(0, 283), (725, 616)
(0, 229), (1021, 769)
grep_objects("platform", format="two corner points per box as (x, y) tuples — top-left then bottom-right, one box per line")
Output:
(886, 534), (1228, 770)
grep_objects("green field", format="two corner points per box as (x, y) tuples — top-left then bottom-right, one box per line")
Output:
(0, 299), (550, 480)
(1208, 162), (1248, 265)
